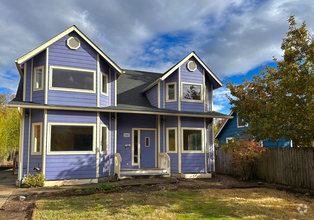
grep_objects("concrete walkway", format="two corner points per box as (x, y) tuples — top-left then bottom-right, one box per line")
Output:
(0, 168), (177, 208)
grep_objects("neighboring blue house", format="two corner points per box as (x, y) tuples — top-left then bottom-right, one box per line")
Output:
(9, 26), (232, 186)
(215, 112), (292, 147)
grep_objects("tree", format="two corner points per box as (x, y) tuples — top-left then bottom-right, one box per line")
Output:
(227, 16), (314, 147)
(0, 92), (20, 163)
(221, 135), (265, 180)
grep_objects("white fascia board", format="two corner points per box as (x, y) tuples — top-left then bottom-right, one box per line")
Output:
(214, 111), (234, 139)
(16, 26), (122, 74)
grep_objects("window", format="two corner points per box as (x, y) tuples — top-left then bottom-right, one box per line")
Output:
(166, 82), (177, 102)
(133, 130), (139, 164)
(32, 123), (42, 155)
(101, 125), (108, 154)
(167, 128), (177, 153)
(101, 72), (108, 95)
(182, 83), (202, 102)
(182, 129), (203, 152)
(50, 66), (95, 93)
(226, 137), (233, 143)
(49, 123), (95, 154)
(34, 66), (44, 91)
(145, 137), (150, 147)
(237, 115), (248, 127)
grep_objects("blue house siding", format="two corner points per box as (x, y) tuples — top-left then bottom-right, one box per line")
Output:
(45, 155), (96, 180)
(145, 84), (158, 107)
(47, 110), (97, 123)
(165, 70), (178, 110)
(181, 154), (205, 173)
(181, 116), (204, 128)
(263, 138), (291, 147)
(25, 60), (31, 102)
(205, 74), (213, 112)
(117, 113), (157, 169)
(99, 57), (109, 107)
(164, 116), (178, 172)
(48, 31), (97, 107)
(99, 112), (110, 177)
(111, 70), (116, 106)
(160, 82), (163, 108)
(32, 50), (46, 104)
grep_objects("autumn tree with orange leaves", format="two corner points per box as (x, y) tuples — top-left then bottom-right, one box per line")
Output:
(227, 16), (314, 147)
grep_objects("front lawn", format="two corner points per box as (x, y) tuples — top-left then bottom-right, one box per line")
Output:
(35, 186), (313, 219)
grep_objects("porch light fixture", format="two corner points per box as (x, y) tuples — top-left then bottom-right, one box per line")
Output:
(25, 109), (29, 117)
(111, 116), (115, 120)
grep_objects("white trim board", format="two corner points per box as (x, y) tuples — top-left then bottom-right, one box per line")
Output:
(15, 26), (122, 74)
(141, 52), (223, 93)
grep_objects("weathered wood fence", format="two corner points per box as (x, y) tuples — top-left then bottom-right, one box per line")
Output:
(215, 147), (314, 190)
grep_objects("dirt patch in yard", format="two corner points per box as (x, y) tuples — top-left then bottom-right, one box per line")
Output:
(1, 174), (313, 219)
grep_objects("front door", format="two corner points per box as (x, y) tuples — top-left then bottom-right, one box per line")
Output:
(140, 130), (155, 168)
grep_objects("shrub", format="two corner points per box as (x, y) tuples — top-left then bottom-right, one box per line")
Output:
(221, 134), (265, 180)
(23, 172), (46, 188)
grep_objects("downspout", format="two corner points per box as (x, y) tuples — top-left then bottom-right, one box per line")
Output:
(17, 107), (23, 187)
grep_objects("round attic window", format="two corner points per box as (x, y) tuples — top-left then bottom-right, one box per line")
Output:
(187, 61), (197, 72)
(67, 37), (80, 50)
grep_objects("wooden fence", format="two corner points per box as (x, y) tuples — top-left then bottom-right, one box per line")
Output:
(215, 147), (314, 190)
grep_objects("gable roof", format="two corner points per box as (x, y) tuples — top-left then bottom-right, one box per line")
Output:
(141, 51), (223, 93)
(15, 25), (123, 76)
(214, 111), (234, 139)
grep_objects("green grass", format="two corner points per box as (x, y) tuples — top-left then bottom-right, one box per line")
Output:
(35, 187), (313, 219)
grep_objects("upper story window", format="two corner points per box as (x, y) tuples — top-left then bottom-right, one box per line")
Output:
(101, 72), (108, 95)
(49, 66), (96, 93)
(182, 82), (203, 102)
(34, 66), (44, 91)
(237, 115), (248, 127)
(166, 82), (177, 102)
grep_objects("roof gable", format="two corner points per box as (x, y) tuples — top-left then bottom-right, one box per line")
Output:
(214, 111), (234, 138)
(141, 51), (223, 93)
(15, 25), (122, 74)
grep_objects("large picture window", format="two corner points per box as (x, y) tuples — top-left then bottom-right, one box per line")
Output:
(49, 124), (95, 154)
(182, 83), (202, 102)
(182, 129), (203, 152)
(50, 66), (95, 93)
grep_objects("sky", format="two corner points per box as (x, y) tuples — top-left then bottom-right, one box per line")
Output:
(0, 0), (314, 114)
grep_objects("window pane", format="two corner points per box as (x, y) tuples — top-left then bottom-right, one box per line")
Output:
(168, 129), (176, 151)
(52, 69), (94, 90)
(134, 130), (138, 163)
(183, 130), (202, 151)
(51, 125), (93, 151)
(238, 116), (247, 127)
(102, 74), (107, 93)
(35, 69), (42, 89)
(145, 137), (150, 147)
(183, 84), (201, 100)
(34, 125), (41, 152)
(167, 84), (175, 100)
(101, 127), (107, 153)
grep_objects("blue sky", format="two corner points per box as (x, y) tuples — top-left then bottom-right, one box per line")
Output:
(0, 0), (314, 114)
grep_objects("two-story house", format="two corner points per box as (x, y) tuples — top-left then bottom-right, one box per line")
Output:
(9, 26), (232, 186)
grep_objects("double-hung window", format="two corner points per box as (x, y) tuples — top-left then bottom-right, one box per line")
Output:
(237, 115), (248, 127)
(166, 82), (177, 102)
(182, 82), (203, 102)
(166, 127), (177, 153)
(100, 125), (108, 154)
(34, 66), (44, 91)
(101, 72), (108, 95)
(32, 123), (42, 155)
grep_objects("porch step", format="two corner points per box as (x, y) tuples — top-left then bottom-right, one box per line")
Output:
(119, 168), (169, 178)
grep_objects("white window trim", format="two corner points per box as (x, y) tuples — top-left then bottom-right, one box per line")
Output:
(145, 137), (150, 147)
(166, 82), (177, 102)
(31, 122), (42, 155)
(67, 36), (81, 50)
(181, 127), (204, 153)
(181, 82), (203, 103)
(226, 137), (233, 143)
(166, 127), (177, 153)
(237, 116), (248, 128)
(49, 65), (96, 94)
(101, 72), (108, 96)
(100, 124), (108, 154)
(33, 66), (44, 91)
(47, 122), (96, 155)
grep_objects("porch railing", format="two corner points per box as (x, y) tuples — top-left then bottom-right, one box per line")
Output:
(114, 153), (122, 179)
(158, 153), (171, 176)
